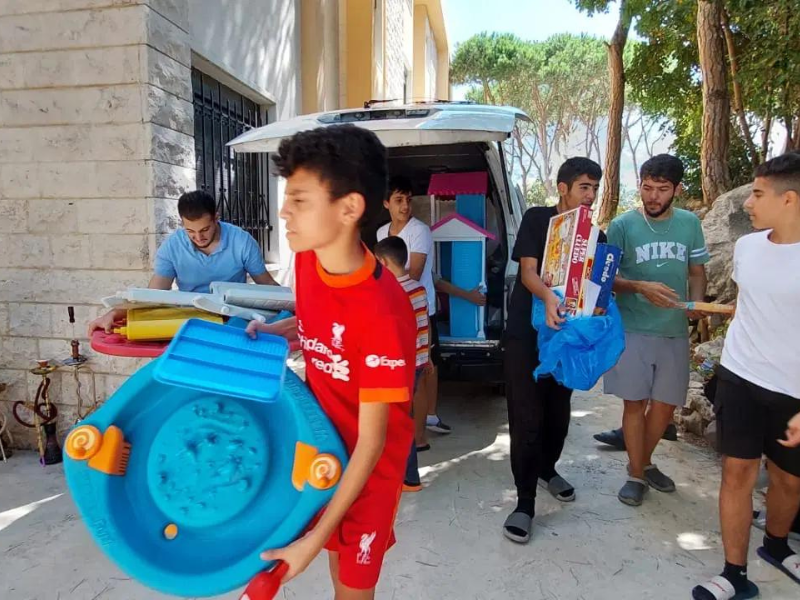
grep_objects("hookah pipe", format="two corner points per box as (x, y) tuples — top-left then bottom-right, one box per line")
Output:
(12, 307), (93, 465)
(12, 359), (61, 466)
(63, 306), (94, 421)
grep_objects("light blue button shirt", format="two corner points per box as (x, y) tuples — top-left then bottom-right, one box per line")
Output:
(153, 222), (266, 293)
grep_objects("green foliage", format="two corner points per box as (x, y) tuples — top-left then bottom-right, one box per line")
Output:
(725, 0), (800, 126)
(450, 32), (528, 103)
(525, 180), (553, 207)
(451, 32), (607, 113)
(575, 0), (800, 201)
(452, 32), (609, 195)
(571, 0), (614, 16)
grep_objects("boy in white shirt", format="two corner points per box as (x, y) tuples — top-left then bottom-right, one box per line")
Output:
(377, 177), (451, 447)
(693, 153), (800, 599)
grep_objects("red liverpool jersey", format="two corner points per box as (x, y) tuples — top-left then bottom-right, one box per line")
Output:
(294, 247), (416, 484)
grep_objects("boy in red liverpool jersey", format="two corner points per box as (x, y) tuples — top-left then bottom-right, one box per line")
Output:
(246, 124), (416, 599)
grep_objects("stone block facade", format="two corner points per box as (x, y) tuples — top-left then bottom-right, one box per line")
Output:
(0, 0), (192, 449)
(0, 0), (446, 451)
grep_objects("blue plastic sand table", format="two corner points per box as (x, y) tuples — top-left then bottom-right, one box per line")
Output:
(63, 319), (347, 597)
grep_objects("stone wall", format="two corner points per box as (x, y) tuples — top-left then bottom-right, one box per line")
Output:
(702, 183), (755, 303)
(0, 0), (193, 448)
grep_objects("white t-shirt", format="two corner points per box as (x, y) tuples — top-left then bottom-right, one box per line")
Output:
(377, 217), (436, 315)
(721, 230), (800, 398)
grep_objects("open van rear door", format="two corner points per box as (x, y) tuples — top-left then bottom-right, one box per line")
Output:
(228, 104), (531, 153)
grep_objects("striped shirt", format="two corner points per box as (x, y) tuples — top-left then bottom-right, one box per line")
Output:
(397, 274), (429, 367)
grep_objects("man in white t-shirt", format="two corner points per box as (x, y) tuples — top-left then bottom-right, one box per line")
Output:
(377, 176), (452, 449)
(693, 153), (800, 600)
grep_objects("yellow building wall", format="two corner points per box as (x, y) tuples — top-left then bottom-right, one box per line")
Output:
(300, 0), (450, 111)
(301, 0), (341, 114)
(344, 0), (374, 108)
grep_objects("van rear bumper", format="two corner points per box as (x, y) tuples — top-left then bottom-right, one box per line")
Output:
(438, 340), (504, 383)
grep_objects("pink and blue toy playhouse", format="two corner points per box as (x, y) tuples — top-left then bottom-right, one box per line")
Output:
(428, 171), (496, 340)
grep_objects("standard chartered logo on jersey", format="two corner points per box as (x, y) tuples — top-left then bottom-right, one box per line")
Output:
(299, 321), (351, 382)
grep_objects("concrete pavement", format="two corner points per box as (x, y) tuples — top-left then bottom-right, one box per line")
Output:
(1, 383), (797, 599)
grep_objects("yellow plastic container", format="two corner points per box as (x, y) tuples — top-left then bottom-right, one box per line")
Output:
(113, 308), (223, 341)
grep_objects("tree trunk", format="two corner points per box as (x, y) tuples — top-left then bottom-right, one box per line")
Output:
(597, 0), (631, 225)
(794, 117), (800, 151)
(721, 9), (759, 168)
(785, 116), (800, 152)
(783, 116), (793, 152)
(482, 81), (496, 105)
(761, 111), (772, 161)
(697, 0), (732, 205)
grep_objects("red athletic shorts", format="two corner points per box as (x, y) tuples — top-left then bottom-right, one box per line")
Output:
(321, 482), (403, 590)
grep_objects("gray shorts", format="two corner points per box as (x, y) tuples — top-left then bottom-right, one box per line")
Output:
(604, 332), (690, 407)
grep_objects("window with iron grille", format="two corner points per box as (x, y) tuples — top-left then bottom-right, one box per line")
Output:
(192, 67), (271, 255)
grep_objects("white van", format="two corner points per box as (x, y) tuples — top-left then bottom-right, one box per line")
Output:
(229, 102), (530, 385)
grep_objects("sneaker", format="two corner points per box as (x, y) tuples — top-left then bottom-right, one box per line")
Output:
(594, 428), (626, 450)
(403, 482), (422, 493)
(426, 416), (452, 434)
(594, 425), (677, 450)
(618, 478), (648, 506)
(662, 423), (678, 441)
(643, 464), (676, 493)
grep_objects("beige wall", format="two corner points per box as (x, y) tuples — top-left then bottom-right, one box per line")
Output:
(301, 0), (341, 114)
(412, 5), (440, 101)
(333, 0), (449, 108)
(344, 0), (373, 109)
(412, 5), (428, 100)
(425, 18), (438, 98)
(384, 0), (413, 101)
(414, 0), (450, 100)
(412, 0), (449, 102)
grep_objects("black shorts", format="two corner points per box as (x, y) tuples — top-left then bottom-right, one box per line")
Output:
(428, 313), (441, 366)
(715, 365), (800, 477)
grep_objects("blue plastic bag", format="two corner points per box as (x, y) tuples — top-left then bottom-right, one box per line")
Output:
(531, 292), (625, 391)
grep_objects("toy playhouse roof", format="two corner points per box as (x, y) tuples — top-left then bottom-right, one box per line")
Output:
(427, 171), (488, 196)
(431, 213), (497, 241)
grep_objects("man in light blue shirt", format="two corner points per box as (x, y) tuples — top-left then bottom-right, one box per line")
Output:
(88, 190), (276, 334)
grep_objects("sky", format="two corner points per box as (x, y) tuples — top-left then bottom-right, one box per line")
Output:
(441, 0), (621, 46)
(442, 0), (623, 100)
(439, 0), (670, 192)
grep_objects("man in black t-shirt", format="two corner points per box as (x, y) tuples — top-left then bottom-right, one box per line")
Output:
(503, 157), (605, 544)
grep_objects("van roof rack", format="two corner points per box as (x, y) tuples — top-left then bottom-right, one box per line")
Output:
(363, 99), (477, 108)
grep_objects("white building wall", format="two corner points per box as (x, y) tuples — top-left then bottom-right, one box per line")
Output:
(189, 0), (300, 123)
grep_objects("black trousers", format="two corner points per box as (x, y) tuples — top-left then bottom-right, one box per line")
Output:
(504, 334), (573, 501)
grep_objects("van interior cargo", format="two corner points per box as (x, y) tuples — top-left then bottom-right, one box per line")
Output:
(367, 143), (509, 342)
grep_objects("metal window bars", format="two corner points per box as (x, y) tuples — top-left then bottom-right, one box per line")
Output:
(192, 68), (272, 256)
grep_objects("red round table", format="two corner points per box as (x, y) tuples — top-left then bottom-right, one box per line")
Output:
(91, 329), (301, 358)
(91, 330), (169, 358)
